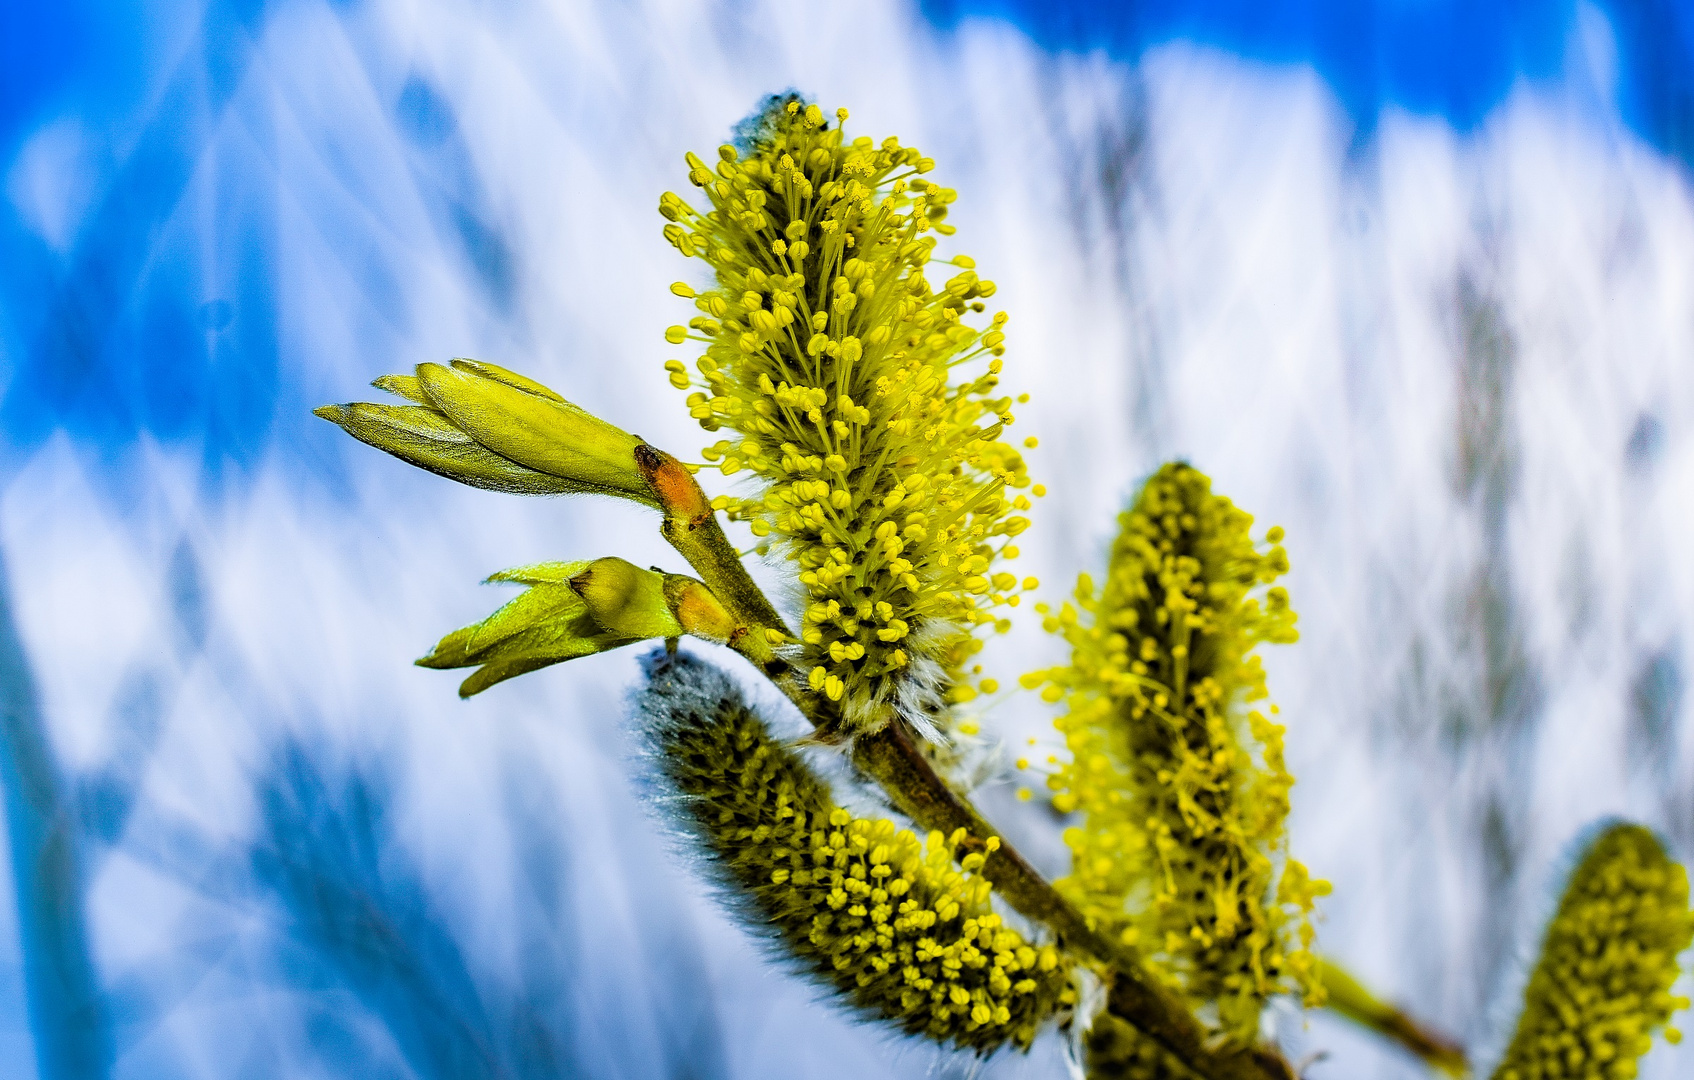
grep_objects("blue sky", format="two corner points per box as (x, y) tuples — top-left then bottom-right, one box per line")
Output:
(2, 0), (1691, 466)
(925, 0), (1694, 147)
(9, 2), (1693, 151)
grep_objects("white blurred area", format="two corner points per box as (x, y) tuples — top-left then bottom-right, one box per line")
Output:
(2, 2), (1692, 1078)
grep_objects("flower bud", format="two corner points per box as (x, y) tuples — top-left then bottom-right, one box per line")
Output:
(567, 557), (684, 641)
(662, 575), (739, 644)
(418, 558), (679, 697)
(317, 360), (659, 508)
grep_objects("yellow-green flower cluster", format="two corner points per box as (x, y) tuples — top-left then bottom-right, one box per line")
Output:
(1027, 463), (1323, 1041)
(1493, 823), (1693, 1080)
(637, 649), (1073, 1052)
(658, 97), (1038, 737)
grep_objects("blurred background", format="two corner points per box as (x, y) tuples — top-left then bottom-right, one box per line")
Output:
(1, 1), (1692, 1077)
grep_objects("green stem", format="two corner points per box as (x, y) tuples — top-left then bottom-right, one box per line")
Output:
(635, 444), (789, 650)
(1318, 958), (1467, 1076)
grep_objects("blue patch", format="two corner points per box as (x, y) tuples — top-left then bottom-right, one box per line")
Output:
(0, 4), (147, 157)
(0, 0), (279, 469)
(0, 4), (519, 469)
(6, 0), (1692, 468)
(1607, 0), (1694, 162)
(921, 0), (1694, 156)
(395, 75), (521, 315)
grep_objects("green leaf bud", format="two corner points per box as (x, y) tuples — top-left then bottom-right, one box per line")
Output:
(418, 561), (622, 697)
(311, 402), (585, 496)
(317, 360), (660, 508)
(418, 558), (675, 697)
(415, 559), (754, 696)
(416, 360), (657, 505)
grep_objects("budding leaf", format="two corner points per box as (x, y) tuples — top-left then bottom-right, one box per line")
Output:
(316, 359), (660, 508)
(416, 361), (658, 506)
(418, 558), (661, 696)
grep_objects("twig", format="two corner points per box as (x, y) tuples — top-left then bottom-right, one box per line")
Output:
(635, 444), (788, 665)
(1318, 958), (1467, 1076)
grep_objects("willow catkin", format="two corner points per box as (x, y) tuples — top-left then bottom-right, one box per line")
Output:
(1030, 463), (1325, 1041)
(634, 648), (1072, 1052)
(1493, 823), (1693, 1080)
(659, 96), (1039, 738)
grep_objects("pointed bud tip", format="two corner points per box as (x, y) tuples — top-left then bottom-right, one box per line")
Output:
(313, 403), (350, 423)
(371, 373), (432, 404)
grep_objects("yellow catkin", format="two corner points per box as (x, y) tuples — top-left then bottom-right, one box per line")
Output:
(659, 95), (1035, 738)
(1493, 823), (1694, 1080)
(1030, 463), (1325, 1042)
(636, 649), (1073, 1052)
